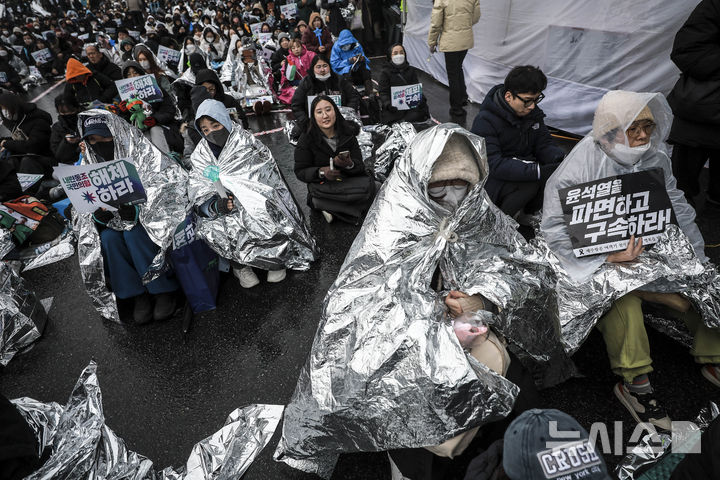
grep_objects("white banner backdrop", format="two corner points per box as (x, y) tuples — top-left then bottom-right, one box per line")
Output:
(404, 0), (699, 134)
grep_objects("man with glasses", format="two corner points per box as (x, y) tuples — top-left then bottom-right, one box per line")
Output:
(85, 44), (122, 82)
(471, 66), (564, 219)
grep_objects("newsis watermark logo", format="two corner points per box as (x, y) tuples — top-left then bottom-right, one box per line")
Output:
(545, 420), (703, 456)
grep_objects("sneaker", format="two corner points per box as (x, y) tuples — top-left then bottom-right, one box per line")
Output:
(613, 382), (672, 430)
(153, 292), (176, 321)
(322, 211), (333, 223)
(701, 365), (720, 387)
(133, 292), (153, 324)
(234, 266), (260, 288)
(267, 269), (286, 283)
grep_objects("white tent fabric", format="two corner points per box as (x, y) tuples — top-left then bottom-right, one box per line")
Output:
(404, 0), (700, 135)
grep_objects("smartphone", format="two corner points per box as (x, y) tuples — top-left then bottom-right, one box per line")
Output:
(338, 151), (350, 163)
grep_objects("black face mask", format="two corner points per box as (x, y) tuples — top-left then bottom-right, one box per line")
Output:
(91, 141), (115, 161)
(206, 127), (229, 146)
(61, 113), (78, 128)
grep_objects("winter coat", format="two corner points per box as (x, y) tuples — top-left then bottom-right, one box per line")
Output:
(0, 58), (23, 90)
(470, 84), (564, 201)
(278, 45), (315, 104)
(121, 61), (176, 125)
(64, 58), (118, 105)
(303, 12), (334, 53)
(88, 53), (123, 81)
(295, 0), (316, 24)
(3, 103), (53, 157)
(321, 0), (348, 36)
(377, 60), (428, 113)
(50, 114), (81, 165)
(0, 161), (22, 201)
(330, 29), (369, 75)
(427, 0), (480, 52)
(294, 124), (365, 184)
(193, 68), (248, 128)
(270, 46), (288, 78)
(668, 0), (720, 149)
(290, 73), (360, 131)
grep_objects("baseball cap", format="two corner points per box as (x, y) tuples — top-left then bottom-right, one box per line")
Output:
(82, 116), (112, 139)
(503, 409), (611, 480)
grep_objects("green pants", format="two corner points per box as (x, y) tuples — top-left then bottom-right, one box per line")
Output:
(596, 294), (720, 382)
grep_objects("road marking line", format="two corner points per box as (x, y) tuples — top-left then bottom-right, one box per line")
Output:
(30, 79), (65, 103)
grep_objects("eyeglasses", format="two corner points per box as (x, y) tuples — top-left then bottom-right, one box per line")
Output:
(513, 92), (544, 107)
(626, 121), (656, 137)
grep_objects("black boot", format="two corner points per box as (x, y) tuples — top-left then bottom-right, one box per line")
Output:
(153, 292), (177, 321)
(133, 292), (153, 324)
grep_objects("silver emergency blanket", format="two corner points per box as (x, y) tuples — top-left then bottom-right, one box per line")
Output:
(219, 42), (274, 103)
(0, 261), (47, 366)
(615, 402), (719, 480)
(0, 227), (13, 258)
(540, 92), (720, 353)
(13, 361), (283, 480)
(275, 124), (564, 477)
(75, 110), (189, 322)
(188, 124), (316, 270)
(372, 122), (417, 181)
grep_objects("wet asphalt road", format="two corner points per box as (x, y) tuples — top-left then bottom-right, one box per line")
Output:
(1, 61), (720, 479)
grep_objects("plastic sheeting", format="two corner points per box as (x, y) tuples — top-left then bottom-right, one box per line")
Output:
(12, 361), (284, 480)
(403, 0), (699, 134)
(188, 124), (316, 271)
(75, 110), (189, 322)
(275, 124), (567, 477)
(0, 261), (47, 365)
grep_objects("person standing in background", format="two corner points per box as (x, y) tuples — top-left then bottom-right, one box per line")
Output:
(427, 0), (480, 118)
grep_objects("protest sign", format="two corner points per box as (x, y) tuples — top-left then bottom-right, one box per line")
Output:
(17, 173), (44, 191)
(114, 74), (163, 103)
(0, 72), (7, 83)
(29, 66), (42, 78)
(42, 30), (54, 40)
(11, 45), (22, 54)
(105, 27), (116, 34)
(128, 30), (140, 39)
(54, 159), (146, 213)
(391, 84), (423, 110)
(307, 94), (342, 116)
(31, 48), (52, 64)
(559, 168), (677, 257)
(157, 45), (181, 66)
(258, 32), (273, 45)
(250, 22), (263, 37)
(78, 33), (90, 40)
(280, 3), (297, 18)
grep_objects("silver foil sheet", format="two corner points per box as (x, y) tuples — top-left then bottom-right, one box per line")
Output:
(275, 124), (566, 477)
(14, 361), (282, 480)
(188, 125), (316, 270)
(75, 110), (189, 322)
(615, 402), (719, 479)
(0, 261), (47, 365)
(372, 122), (417, 181)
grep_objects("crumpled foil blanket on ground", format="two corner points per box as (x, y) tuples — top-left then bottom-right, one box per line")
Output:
(615, 402), (719, 479)
(0, 261), (47, 366)
(12, 361), (283, 480)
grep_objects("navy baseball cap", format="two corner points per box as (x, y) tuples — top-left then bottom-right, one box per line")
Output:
(503, 409), (611, 480)
(82, 115), (112, 139)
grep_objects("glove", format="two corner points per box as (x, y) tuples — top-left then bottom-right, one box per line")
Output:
(143, 116), (157, 127)
(215, 194), (234, 215)
(539, 162), (561, 181)
(118, 204), (137, 222)
(92, 208), (113, 225)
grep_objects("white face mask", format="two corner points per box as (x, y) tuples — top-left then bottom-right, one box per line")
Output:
(610, 142), (651, 167)
(185, 44), (197, 54)
(391, 54), (405, 65)
(1, 108), (14, 121)
(315, 72), (330, 81)
(139, 60), (151, 69)
(429, 184), (469, 210)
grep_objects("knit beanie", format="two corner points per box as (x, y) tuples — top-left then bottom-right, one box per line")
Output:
(430, 134), (480, 185)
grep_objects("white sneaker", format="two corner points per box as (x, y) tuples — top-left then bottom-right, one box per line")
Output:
(267, 269), (286, 283)
(322, 211), (333, 223)
(233, 266), (260, 288)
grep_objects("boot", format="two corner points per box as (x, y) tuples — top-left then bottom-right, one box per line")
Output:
(133, 292), (153, 324)
(153, 292), (177, 321)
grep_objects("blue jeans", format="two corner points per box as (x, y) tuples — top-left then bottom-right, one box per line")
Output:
(100, 224), (178, 299)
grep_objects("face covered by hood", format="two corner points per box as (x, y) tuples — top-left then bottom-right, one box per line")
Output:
(187, 100), (316, 271)
(275, 124), (565, 476)
(330, 29), (367, 75)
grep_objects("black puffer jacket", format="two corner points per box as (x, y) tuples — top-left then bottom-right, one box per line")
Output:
(193, 68), (248, 128)
(668, 0), (720, 148)
(2, 102), (53, 157)
(121, 61), (177, 125)
(50, 113), (81, 165)
(88, 53), (123, 81)
(63, 73), (118, 105)
(291, 73), (360, 131)
(294, 122), (364, 184)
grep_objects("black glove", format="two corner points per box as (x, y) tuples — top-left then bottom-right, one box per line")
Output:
(539, 162), (561, 181)
(215, 194), (234, 215)
(92, 209), (113, 225)
(118, 204), (137, 221)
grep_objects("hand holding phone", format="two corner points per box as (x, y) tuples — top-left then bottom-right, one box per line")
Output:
(334, 150), (353, 169)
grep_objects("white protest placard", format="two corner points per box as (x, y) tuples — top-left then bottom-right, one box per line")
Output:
(157, 45), (181, 66)
(390, 83), (423, 110)
(128, 30), (141, 39)
(78, 33), (90, 40)
(54, 159), (146, 213)
(280, 3), (297, 18)
(307, 94), (342, 117)
(258, 32), (273, 45)
(31, 48), (52, 64)
(114, 74), (164, 103)
(29, 66), (42, 78)
(105, 27), (116, 34)
(0, 72), (8, 83)
(12, 45), (22, 54)
(17, 173), (44, 191)
(250, 22), (263, 38)
(42, 30), (54, 40)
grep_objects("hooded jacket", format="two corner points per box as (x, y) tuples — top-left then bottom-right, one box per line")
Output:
(87, 52), (123, 81)
(302, 12), (333, 53)
(50, 112), (81, 165)
(471, 84), (565, 201)
(427, 0), (481, 53)
(290, 73), (360, 131)
(330, 29), (369, 75)
(64, 58), (118, 105)
(1, 102), (53, 157)
(193, 68), (248, 128)
(189, 99), (316, 270)
(121, 61), (176, 125)
(377, 47), (427, 112)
